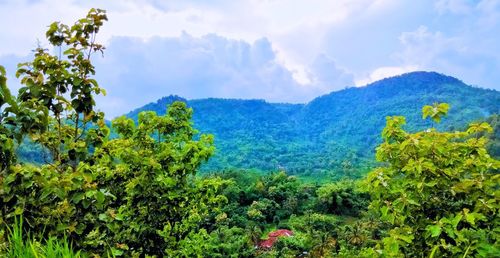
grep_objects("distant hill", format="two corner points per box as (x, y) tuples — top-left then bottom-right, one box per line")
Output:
(126, 71), (500, 178)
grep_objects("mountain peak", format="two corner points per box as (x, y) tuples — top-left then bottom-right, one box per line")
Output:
(125, 95), (187, 119)
(366, 71), (465, 88)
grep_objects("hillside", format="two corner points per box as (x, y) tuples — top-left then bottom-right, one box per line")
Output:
(127, 72), (500, 177)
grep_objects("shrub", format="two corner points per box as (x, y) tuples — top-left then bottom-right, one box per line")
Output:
(365, 103), (500, 257)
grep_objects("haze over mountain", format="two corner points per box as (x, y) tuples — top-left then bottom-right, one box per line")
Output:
(126, 71), (500, 177)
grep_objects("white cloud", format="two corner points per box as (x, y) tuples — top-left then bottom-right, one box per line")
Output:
(0, 1), (85, 55)
(1, 0), (499, 117)
(396, 26), (461, 66)
(309, 54), (354, 89)
(0, 0), (397, 79)
(93, 34), (315, 117)
(355, 65), (418, 86)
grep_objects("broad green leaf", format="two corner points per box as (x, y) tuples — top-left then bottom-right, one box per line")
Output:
(426, 225), (442, 237)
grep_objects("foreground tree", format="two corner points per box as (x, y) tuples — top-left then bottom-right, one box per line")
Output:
(1, 9), (111, 251)
(365, 103), (499, 257)
(93, 104), (227, 256)
(1, 9), (227, 256)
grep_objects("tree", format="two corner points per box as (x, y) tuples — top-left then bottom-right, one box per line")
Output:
(0, 65), (17, 171)
(15, 8), (108, 168)
(316, 180), (369, 216)
(92, 103), (227, 256)
(1, 9), (227, 257)
(365, 103), (499, 257)
(1, 9), (111, 252)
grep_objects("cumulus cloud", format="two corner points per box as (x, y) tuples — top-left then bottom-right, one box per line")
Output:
(93, 34), (327, 117)
(355, 65), (419, 86)
(358, 0), (500, 89)
(393, 15), (500, 89)
(308, 54), (354, 89)
(396, 26), (460, 66)
(0, 32), (359, 118)
(1, 0), (499, 117)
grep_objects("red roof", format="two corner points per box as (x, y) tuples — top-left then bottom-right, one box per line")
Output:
(259, 238), (276, 249)
(258, 229), (294, 249)
(268, 229), (293, 238)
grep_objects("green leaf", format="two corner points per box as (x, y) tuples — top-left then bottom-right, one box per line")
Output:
(95, 190), (105, 204)
(426, 225), (442, 237)
(383, 237), (400, 255)
(71, 192), (85, 203)
(422, 105), (433, 120)
(381, 205), (389, 216)
(422, 103), (449, 123)
(398, 234), (413, 244)
(98, 213), (107, 221)
(429, 245), (440, 258)
(465, 212), (485, 226)
(451, 214), (462, 229)
(407, 198), (420, 206)
(111, 247), (124, 256)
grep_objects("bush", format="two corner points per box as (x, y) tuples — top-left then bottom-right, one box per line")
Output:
(365, 103), (500, 257)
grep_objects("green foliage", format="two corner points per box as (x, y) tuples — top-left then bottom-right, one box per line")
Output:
(91, 103), (227, 256)
(205, 226), (253, 257)
(478, 114), (500, 159)
(287, 213), (340, 256)
(422, 102), (450, 123)
(316, 180), (370, 216)
(19, 73), (500, 180)
(0, 162), (108, 248)
(15, 8), (108, 167)
(365, 103), (500, 257)
(0, 9), (227, 257)
(206, 170), (376, 257)
(273, 231), (311, 256)
(0, 65), (18, 171)
(127, 97), (376, 179)
(285, 213), (384, 257)
(123, 73), (499, 179)
(215, 170), (318, 230)
(0, 10), (113, 255)
(288, 213), (340, 235)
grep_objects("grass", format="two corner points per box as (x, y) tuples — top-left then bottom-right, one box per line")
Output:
(2, 217), (86, 258)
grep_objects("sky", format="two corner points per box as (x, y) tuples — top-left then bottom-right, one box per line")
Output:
(0, 0), (499, 117)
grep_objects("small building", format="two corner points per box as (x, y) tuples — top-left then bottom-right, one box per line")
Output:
(258, 229), (294, 249)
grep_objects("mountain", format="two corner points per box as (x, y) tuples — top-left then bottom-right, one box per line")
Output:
(126, 71), (500, 178)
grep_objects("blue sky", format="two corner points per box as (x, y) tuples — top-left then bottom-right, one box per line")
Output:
(0, 0), (499, 117)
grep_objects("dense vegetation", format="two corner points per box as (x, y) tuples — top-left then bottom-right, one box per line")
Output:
(1, 9), (499, 258)
(125, 73), (500, 179)
(0, 10), (225, 257)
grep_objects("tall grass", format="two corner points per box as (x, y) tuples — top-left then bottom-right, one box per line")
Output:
(2, 217), (86, 258)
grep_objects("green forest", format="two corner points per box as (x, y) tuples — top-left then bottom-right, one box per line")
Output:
(1, 9), (499, 258)
(124, 71), (499, 181)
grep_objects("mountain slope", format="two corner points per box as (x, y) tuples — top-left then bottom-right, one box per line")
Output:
(299, 72), (498, 153)
(125, 71), (500, 177)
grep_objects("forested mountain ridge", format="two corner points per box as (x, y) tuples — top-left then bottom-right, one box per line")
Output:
(126, 71), (500, 177)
